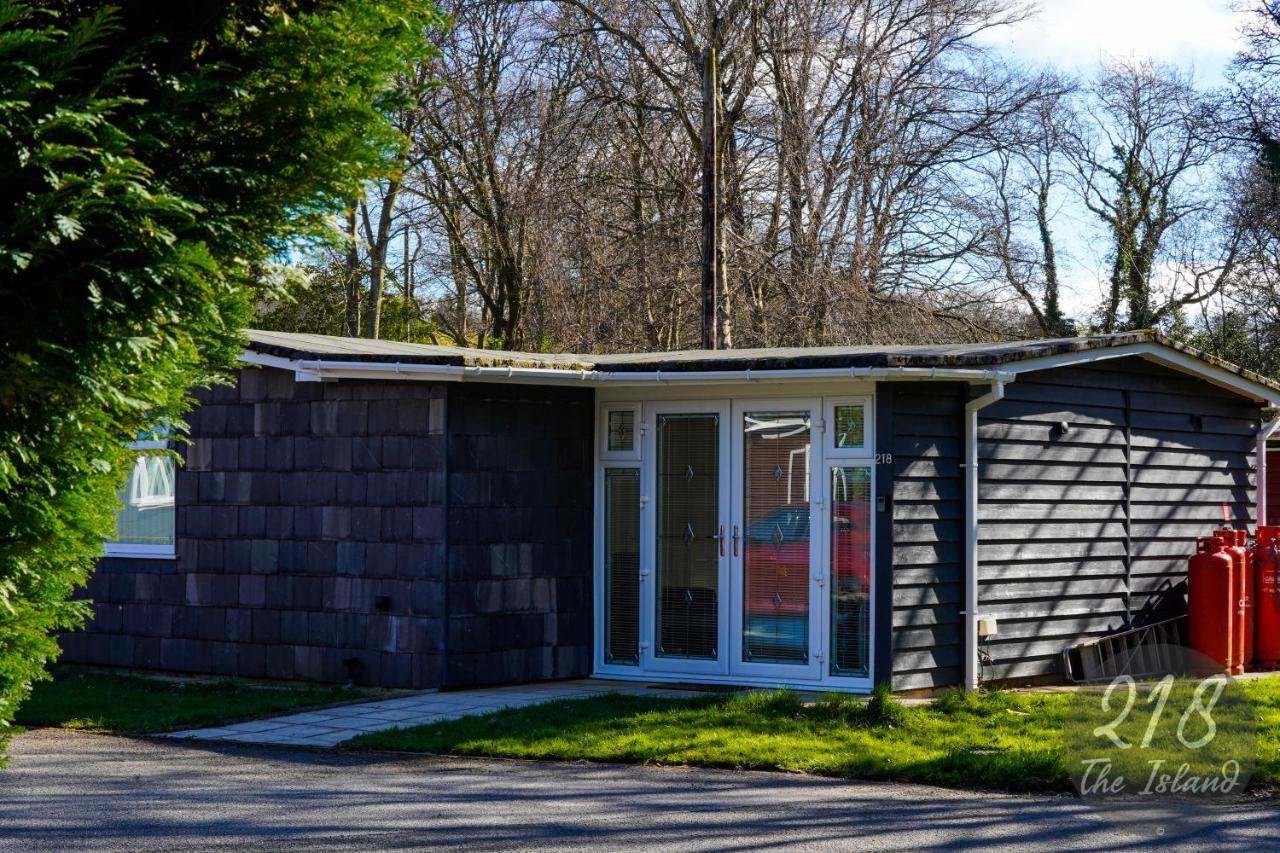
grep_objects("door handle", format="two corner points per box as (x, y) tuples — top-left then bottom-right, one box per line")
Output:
(733, 525), (740, 557)
(715, 524), (725, 556)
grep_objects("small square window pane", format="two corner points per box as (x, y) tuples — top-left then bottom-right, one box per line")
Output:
(833, 404), (865, 449)
(607, 409), (635, 452)
(115, 453), (175, 547)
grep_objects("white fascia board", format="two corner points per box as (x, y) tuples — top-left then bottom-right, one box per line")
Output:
(238, 349), (1014, 386)
(239, 350), (328, 381)
(593, 366), (1015, 385)
(1002, 342), (1280, 406)
(241, 341), (1275, 401)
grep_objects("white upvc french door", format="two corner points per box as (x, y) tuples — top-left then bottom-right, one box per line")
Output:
(639, 400), (731, 676)
(597, 392), (876, 690)
(728, 399), (824, 681)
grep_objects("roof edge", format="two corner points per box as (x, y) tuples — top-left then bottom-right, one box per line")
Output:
(238, 328), (1280, 402)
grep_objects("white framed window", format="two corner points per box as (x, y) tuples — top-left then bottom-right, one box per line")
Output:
(602, 466), (641, 666)
(104, 436), (176, 559)
(825, 397), (872, 457)
(827, 463), (873, 678)
(599, 403), (641, 461)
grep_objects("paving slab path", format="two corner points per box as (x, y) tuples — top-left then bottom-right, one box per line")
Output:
(5, 730), (1278, 851)
(168, 678), (696, 747)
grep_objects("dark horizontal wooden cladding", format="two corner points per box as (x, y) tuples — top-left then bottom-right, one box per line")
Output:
(977, 357), (1261, 683)
(888, 382), (967, 691)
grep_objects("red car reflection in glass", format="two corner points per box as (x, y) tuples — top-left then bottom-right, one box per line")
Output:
(744, 503), (870, 659)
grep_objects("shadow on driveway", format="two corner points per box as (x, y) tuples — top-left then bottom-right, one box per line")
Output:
(1, 730), (1275, 851)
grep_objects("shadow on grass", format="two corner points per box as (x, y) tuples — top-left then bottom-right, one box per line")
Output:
(348, 688), (1073, 794)
(15, 666), (377, 733)
(349, 679), (1280, 795)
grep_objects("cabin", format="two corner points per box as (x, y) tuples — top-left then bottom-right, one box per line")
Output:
(65, 330), (1280, 693)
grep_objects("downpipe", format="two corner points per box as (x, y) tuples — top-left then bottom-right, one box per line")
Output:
(1258, 411), (1280, 528)
(964, 381), (1007, 691)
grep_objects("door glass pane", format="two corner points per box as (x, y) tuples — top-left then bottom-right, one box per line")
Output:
(831, 466), (872, 677)
(656, 414), (719, 659)
(607, 409), (635, 452)
(604, 469), (640, 665)
(742, 410), (811, 664)
(833, 403), (866, 449)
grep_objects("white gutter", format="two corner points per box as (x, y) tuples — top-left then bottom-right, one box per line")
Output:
(594, 366), (1017, 385)
(239, 350), (1015, 386)
(242, 338), (1280, 401)
(964, 380), (1008, 691)
(1258, 412), (1280, 528)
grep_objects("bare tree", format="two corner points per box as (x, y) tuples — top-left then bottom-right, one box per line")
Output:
(353, 66), (437, 339)
(1070, 60), (1240, 332)
(554, 0), (779, 348)
(406, 0), (588, 349)
(971, 74), (1075, 336)
(1233, 0), (1280, 148)
(741, 0), (1038, 344)
(261, 0), (1258, 355)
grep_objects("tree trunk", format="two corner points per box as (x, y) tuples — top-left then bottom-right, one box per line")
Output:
(343, 205), (361, 337)
(1035, 181), (1068, 335)
(700, 43), (719, 350)
(404, 226), (414, 340)
(361, 179), (401, 340)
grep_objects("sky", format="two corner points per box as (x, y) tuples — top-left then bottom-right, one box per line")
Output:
(979, 0), (1250, 323)
(983, 0), (1242, 83)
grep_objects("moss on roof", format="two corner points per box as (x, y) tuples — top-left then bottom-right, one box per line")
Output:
(242, 328), (1280, 397)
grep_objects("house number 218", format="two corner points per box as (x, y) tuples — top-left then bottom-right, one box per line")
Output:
(875, 453), (893, 465)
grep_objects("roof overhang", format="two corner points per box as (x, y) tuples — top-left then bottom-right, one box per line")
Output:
(239, 350), (1015, 387)
(239, 331), (1280, 406)
(994, 341), (1280, 407)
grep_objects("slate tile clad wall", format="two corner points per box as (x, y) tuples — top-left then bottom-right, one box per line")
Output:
(67, 367), (596, 690)
(66, 366), (450, 688)
(443, 382), (594, 687)
(977, 358), (1261, 682)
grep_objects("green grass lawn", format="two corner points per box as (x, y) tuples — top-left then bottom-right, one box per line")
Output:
(349, 677), (1280, 794)
(14, 667), (377, 734)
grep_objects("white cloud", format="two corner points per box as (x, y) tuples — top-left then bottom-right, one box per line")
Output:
(980, 0), (1245, 83)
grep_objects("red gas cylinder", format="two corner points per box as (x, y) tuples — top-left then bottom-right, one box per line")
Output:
(1240, 529), (1257, 668)
(1217, 527), (1249, 674)
(1189, 537), (1235, 673)
(1254, 526), (1280, 670)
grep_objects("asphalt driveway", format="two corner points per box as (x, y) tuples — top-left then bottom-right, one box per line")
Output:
(1, 730), (1276, 851)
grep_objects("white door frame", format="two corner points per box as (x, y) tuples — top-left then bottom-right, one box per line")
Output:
(593, 388), (877, 692)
